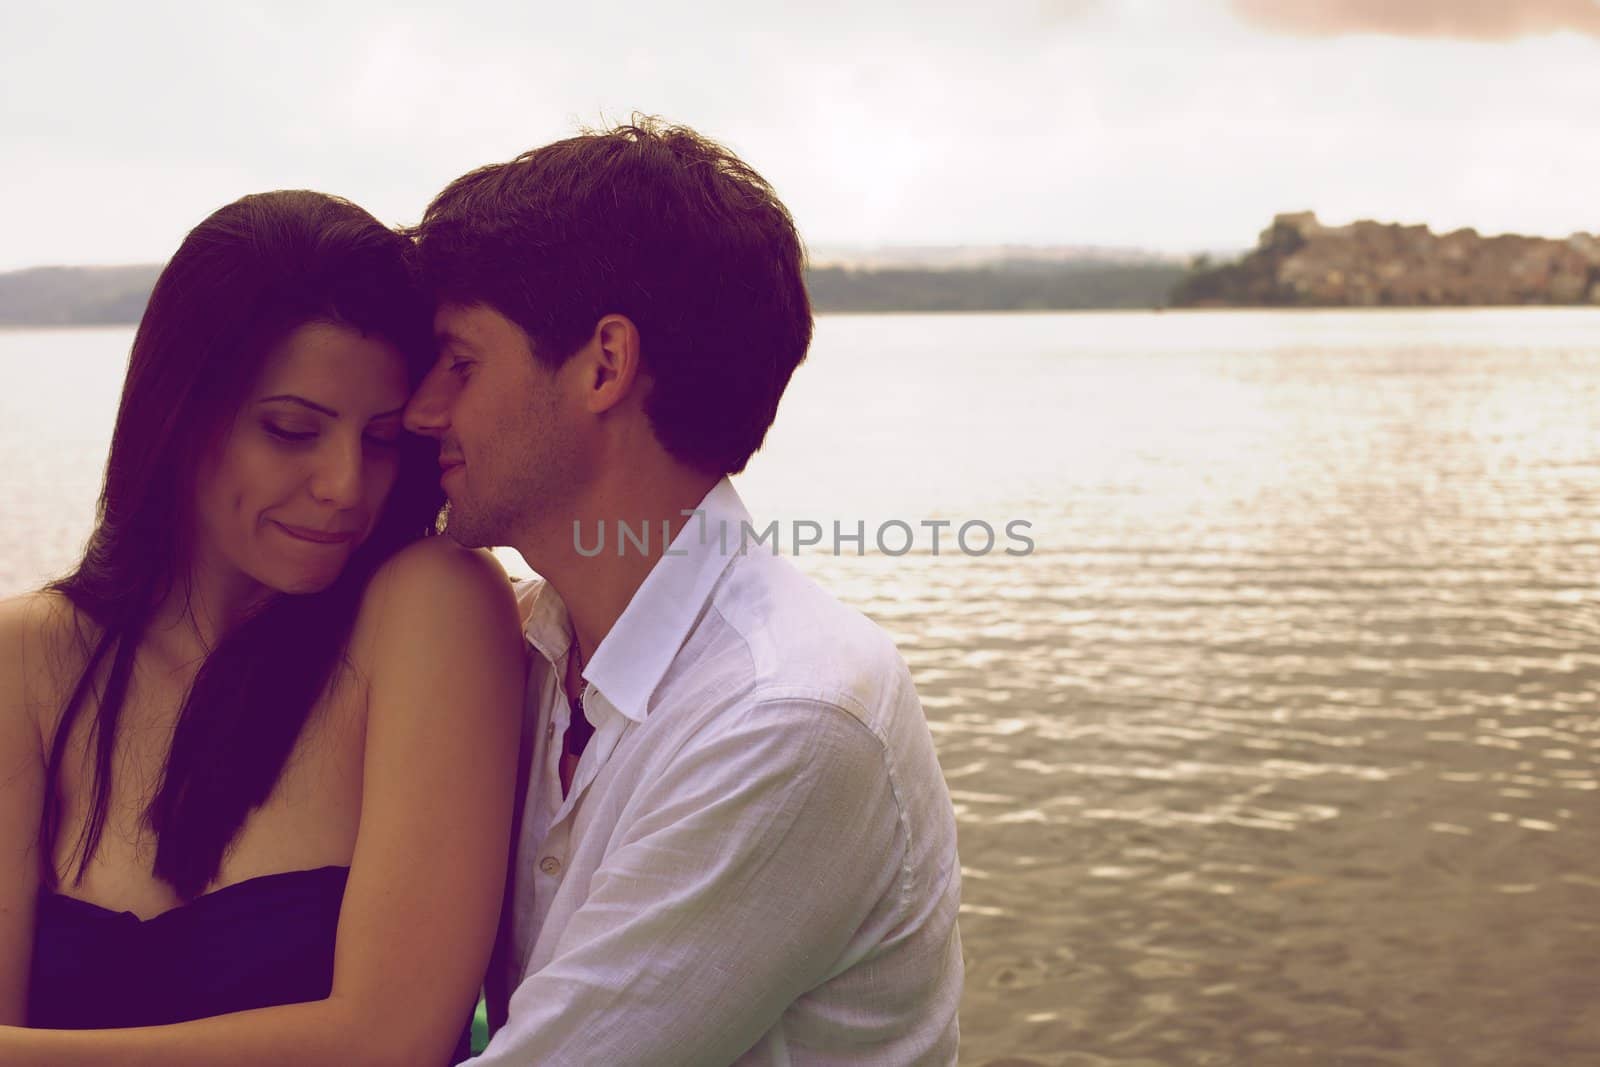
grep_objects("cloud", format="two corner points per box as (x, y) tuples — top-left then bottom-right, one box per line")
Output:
(1231, 0), (1600, 40)
(9, 0), (1600, 268)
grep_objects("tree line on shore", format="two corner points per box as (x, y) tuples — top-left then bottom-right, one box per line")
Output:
(9, 217), (1597, 326)
(0, 260), (1190, 326)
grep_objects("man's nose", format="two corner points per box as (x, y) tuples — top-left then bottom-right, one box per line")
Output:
(403, 366), (450, 438)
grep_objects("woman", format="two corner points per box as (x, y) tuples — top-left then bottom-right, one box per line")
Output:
(0, 191), (524, 1064)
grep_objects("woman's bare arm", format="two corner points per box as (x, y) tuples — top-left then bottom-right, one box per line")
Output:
(0, 596), (48, 1024)
(0, 539), (525, 1066)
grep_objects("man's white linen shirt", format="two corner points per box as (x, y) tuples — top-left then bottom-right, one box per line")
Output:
(469, 478), (962, 1067)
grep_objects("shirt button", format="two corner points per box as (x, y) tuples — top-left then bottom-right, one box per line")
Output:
(539, 856), (562, 876)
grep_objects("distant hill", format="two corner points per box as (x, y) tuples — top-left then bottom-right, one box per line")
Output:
(0, 265), (163, 326)
(806, 244), (1189, 310)
(0, 250), (1190, 325)
(809, 243), (1186, 270)
(1172, 212), (1600, 307)
(806, 261), (1188, 312)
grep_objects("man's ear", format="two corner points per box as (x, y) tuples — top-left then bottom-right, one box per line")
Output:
(580, 313), (643, 415)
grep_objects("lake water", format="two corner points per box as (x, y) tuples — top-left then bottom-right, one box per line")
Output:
(4, 310), (1599, 1066)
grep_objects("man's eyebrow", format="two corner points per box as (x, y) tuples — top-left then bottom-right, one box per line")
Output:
(435, 329), (480, 353)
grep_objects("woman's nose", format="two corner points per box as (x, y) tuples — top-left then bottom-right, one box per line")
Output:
(309, 438), (365, 507)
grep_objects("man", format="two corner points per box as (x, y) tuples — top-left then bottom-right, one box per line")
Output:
(403, 119), (962, 1066)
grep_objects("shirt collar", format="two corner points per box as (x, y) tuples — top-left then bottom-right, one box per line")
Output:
(520, 578), (577, 669)
(521, 477), (750, 724)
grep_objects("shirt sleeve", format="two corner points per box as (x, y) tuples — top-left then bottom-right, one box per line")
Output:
(467, 693), (907, 1067)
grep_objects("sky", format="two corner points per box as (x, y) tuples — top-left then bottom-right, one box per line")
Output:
(5, 0), (1600, 270)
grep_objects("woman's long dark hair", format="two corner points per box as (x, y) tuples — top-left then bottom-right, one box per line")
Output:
(42, 190), (443, 900)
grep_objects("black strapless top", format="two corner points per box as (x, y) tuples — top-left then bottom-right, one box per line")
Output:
(28, 866), (471, 1059)
(29, 866), (350, 1029)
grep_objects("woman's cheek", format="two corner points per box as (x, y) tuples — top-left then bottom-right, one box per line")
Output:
(370, 455), (402, 510)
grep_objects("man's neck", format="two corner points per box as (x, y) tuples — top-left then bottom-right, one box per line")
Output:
(518, 467), (720, 669)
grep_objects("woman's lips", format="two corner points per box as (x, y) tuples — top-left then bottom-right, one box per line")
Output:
(274, 521), (357, 545)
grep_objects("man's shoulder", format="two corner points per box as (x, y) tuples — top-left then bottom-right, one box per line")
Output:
(699, 552), (914, 726)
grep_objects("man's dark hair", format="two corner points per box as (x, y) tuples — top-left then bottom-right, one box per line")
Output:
(413, 117), (814, 475)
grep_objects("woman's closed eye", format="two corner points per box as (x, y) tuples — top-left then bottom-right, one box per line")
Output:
(264, 421), (399, 451)
(263, 421), (316, 443)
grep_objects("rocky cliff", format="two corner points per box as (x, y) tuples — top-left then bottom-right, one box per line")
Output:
(1172, 212), (1600, 307)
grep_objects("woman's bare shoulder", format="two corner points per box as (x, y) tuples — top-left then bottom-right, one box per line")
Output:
(0, 589), (83, 638)
(0, 591), (91, 738)
(351, 538), (522, 667)
(365, 536), (515, 607)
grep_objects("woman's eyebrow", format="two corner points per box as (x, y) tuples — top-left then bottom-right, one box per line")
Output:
(257, 396), (405, 420)
(259, 394), (338, 416)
